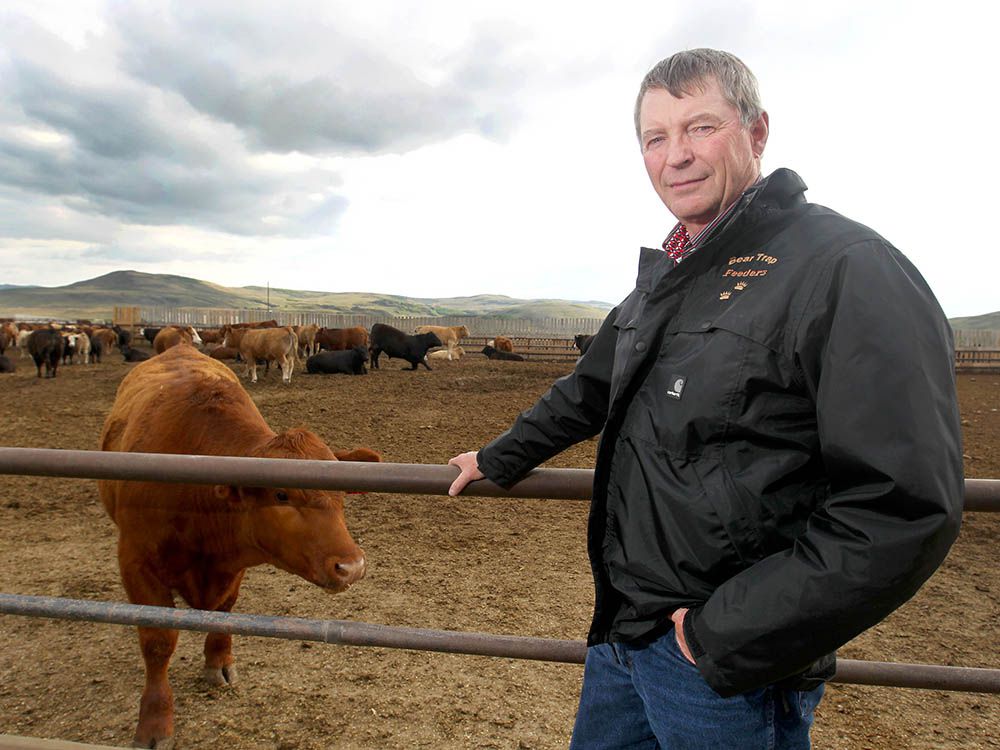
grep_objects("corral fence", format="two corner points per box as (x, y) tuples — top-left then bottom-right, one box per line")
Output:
(138, 306), (606, 338)
(0, 446), (998, 697)
(955, 348), (1000, 371)
(954, 329), (1000, 348)
(131, 308), (999, 367)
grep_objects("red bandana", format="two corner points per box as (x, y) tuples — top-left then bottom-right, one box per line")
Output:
(663, 224), (692, 263)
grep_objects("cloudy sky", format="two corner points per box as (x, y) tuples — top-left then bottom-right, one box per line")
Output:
(0, 0), (995, 317)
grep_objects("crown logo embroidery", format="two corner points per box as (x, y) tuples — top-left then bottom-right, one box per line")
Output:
(719, 291), (732, 300)
(734, 282), (748, 291)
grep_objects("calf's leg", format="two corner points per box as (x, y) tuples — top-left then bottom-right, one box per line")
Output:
(198, 573), (245, 687)
(119, 559), (179, 749)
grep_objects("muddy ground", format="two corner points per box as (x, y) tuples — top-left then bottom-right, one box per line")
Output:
(0, 347), (996, 749)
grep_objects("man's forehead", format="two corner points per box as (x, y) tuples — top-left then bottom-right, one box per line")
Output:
(639, 79), (734, 126)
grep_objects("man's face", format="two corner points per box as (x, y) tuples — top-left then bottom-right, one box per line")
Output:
(638, 78), (768, 234)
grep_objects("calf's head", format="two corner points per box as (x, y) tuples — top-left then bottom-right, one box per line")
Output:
(212, 428), (380, 593)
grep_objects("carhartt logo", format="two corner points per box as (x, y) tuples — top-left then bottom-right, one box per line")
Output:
(667, 375), (686, 400)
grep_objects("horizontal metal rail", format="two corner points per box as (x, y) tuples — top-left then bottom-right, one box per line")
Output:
(1, 594), (997, 694)
(0, 447), (998, 511)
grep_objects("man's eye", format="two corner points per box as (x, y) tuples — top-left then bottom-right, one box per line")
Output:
(644, 136), (665, 150)
(690, 125), (715, 136)
(275, 491), (289, 504)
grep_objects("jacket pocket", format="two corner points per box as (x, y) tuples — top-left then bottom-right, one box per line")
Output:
(692, 459), (766, 565)
(603, 434), (746, 604)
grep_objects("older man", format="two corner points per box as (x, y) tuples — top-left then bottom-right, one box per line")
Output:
(449, 49), (962, 748)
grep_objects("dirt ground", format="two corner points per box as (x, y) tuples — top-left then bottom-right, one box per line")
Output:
(0, 347), (996, 749)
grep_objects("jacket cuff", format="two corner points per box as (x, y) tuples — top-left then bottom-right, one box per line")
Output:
(475, 446), (524, 490)
(683, 606), (707, 660)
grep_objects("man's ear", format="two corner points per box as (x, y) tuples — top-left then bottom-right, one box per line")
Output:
(751, 111), (769, 158)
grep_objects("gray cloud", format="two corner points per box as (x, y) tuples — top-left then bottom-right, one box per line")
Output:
(112, 3), (527, 154)
(0, 41), (349, 238)
(0, 4), (532, 246)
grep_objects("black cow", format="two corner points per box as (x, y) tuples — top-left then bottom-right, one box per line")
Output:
(121, 345), (151, 362)
(61, 335), (76, 365)
(0, 355), (14, 373)
(306, 346), (368, 375)
(369, 324), (442, 371)
(574, 334), (595, 355)
(141, 327), (162, 345)
(27, 329), (64, 378)
(482, 345), (525, 361)
(90, 333), (105, 364)
(114, 325), (133, 348)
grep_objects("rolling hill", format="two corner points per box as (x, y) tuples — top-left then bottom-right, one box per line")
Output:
(949, 311), (1000, 330)
(0, 270), (614, 321)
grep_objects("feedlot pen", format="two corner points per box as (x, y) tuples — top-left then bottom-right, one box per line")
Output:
(0, 350), (996, 749)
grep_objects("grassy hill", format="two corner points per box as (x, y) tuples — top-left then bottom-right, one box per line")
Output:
(949, 311), (1000, 330)
(0, 270), (613, 321)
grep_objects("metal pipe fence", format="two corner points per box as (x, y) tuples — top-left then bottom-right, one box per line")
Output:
(0, 446), (998, 695)
(1, 594), (997, 694)
(0, 447), (997, 511)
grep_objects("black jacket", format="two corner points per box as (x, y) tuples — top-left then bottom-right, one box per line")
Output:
(477, 169), (964, 696)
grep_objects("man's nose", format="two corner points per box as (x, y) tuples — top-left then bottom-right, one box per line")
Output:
(664, 135), (694, 169)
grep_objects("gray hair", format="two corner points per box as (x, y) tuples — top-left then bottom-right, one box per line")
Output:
(634, 49), (763, 139)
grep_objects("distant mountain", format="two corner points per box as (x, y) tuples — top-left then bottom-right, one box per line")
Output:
(950, 311), (1000, 330)
(0, 270), (614, 321)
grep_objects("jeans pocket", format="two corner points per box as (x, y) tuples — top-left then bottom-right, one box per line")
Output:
(788, 684), (825, 720)
(657, 625), (698, 669)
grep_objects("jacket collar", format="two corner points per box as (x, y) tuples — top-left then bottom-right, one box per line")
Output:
(633, 168), (808, 291)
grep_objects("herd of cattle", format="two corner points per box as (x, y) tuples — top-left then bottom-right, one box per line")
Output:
(0, 319), (592, 381)
(0, 316), (597, 747)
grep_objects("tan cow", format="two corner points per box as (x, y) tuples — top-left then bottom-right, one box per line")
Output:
(296, 324), (320, 357)
(16, 329), (32, 357)
(239, 326), (298, 384)
(220, 324), (248, 350)
(428, 345), (464, 360)
(153, 326), (203, 354)
(98, 345), (378, 747)
(414, 324), (469, 361)
(67, 331), (92, 364)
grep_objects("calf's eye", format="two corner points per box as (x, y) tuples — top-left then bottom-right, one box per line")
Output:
(275, 491), (289, 504)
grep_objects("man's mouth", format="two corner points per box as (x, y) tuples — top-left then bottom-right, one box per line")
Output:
(669, 177), (706, 189)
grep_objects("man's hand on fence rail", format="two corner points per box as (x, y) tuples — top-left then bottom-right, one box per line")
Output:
(448, 451), (485, 496)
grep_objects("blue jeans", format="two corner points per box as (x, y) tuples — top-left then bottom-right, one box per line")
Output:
(569, 627), (824, 749)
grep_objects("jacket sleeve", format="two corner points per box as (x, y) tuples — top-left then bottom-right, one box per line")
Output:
(684, 239), (964, 696)
(476, 308), (619, 488)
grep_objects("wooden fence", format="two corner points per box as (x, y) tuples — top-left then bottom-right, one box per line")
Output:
(954, 329), (1000, 348)
(954, 349), (1000, 371)
(138, 307), (605, 337)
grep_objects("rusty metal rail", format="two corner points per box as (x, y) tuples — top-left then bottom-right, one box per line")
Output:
(1, 594), (997, 694)
(0, 447), (997, 511)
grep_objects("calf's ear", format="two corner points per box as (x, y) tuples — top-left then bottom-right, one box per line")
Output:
(334, 447), (382, 463)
